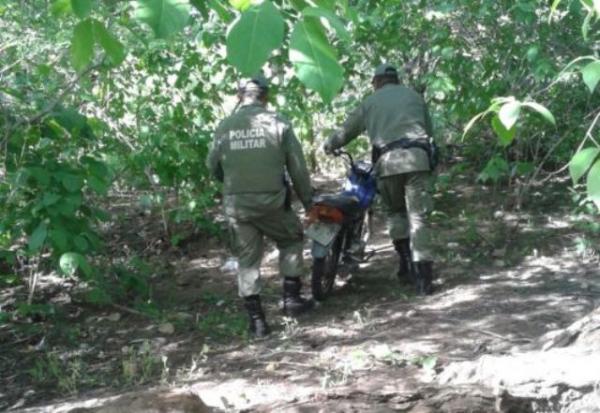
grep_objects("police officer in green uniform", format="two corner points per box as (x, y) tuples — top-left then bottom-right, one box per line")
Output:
(324, 64), (435, 295)
(207, 75), (314, 337)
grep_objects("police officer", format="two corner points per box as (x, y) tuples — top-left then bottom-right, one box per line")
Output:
(324, 64), (435, 295)
(207, 75), (314, 337)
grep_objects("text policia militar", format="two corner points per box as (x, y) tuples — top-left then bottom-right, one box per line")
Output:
(229, 128), (267, 150)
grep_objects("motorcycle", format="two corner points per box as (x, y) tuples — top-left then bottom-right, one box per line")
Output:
(305, 150), (377, 301)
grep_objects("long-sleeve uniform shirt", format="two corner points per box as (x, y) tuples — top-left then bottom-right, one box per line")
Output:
(327, 83), (433, 176)
(207, 102), (313, 220)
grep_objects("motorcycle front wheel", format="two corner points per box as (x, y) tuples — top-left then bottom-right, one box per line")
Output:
(312, 231), (344, 301)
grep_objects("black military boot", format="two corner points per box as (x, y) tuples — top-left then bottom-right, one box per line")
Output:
(393, 239), (413, 284)
(243, 295), (271, 337)
(283, 277), (314, 316)
(414, 261), (434, 295)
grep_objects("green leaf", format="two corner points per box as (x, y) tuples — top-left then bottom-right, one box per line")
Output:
(498, 101), (521, 130)
(229, 0), (252, 11)
(581, 61), (600, 93)
(550, 0), (562, 18)
(226, 0), (285, 76)
(290, 0), (310, 11)
(135, 0), (191, 38)
(71, 0), (92, 18)
(74, 235), (89, 252)
(313, 0), (336, 11)
(207, 0), (234, 22)
(29, 222), (48, 252)
(521, 101), (556, 125)
(49, 229), (69, 252)
(88, 176), (109, 195)
(478, 156), (509, 184)
(513, 161), (535, 177)
(52, 0), (72, 15)
(43, 193), (61, 206)
(61, 174), (84, 192)
(302, 7), (350, 42)
(569, 147), (600, 184)
(26, 167), (51, 186)
(491, 115), (516, 146)
(587, 159), (600, 209)
(92, 20), (126, 66)
(190, 0), (209, 17)
(71, 19), (94, 71)
(86, 287), (111, 304)
(462, 110), (488, 138)
(59, 252), (92, 277)
(290, 18), (344, 103)
(526, 45), (539, 62)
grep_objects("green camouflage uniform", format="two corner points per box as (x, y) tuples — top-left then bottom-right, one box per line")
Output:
(326, 83), (434, 262)
(207, 101), (313, 297)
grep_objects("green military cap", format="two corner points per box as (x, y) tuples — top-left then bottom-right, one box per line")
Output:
(239, 73), (269, 90)
(374, 63), (398, 77)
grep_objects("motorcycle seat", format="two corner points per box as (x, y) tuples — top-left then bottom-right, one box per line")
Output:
(313, 193), (362, 216)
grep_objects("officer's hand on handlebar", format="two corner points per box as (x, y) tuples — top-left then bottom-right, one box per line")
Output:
(323, 142), (343, 157)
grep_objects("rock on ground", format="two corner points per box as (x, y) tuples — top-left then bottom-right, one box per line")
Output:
(20, 389), (212, 413)
(438, 307), (600, 413)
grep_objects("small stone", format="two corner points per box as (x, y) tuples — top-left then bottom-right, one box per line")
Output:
(447, 242), (460, 249)
(493, 211), (505, 219)
(265, 362), (277, 372)
(175, 312), (193, 321)
(107, 312), (121, 322)
(158, 322), (175, 335)
(493, 260), (506, 267)
(406, 310), (417, 317)
(492, 248), (506, 258)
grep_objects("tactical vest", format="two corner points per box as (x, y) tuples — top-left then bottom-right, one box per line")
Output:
(218, 105), (287, 195)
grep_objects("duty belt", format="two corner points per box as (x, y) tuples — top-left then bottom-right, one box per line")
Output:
(372, 137), (438, 170)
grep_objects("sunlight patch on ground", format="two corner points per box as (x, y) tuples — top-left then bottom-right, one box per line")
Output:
(187, 256), (221, 271)
(190, 379), (315, 411)
(420, 287), (481, 310)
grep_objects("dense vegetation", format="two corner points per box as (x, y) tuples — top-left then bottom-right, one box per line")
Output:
(0, 0), (598, 316)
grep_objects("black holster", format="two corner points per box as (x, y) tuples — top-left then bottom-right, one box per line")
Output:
(284, 178), (292, 210)
(372, 137), (438, 170)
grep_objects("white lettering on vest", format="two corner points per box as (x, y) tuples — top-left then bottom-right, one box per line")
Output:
(228, 128), (267, 150)
(230, 138), (266, 151)
(228, 128), (266, 140)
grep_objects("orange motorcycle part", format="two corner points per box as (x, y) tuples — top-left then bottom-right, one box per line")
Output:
(307, 204), (345, 224)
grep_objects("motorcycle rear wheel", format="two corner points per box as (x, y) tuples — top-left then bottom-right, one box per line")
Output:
(312, 232), (344, 301)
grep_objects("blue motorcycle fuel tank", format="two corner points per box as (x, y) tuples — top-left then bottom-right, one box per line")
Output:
(342, 161), (377, 209)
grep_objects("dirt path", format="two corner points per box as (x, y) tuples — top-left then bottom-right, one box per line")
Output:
(5, 175), (600, 412)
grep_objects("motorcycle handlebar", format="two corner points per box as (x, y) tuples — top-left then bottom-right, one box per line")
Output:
(332, 149), (354, 166)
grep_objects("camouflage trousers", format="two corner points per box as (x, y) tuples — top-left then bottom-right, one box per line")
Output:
(227, 208), (305, 297)
(377, 171), (434, 262)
